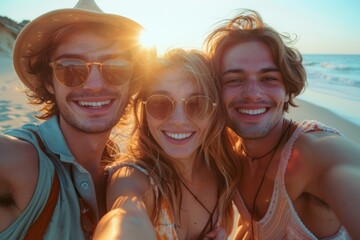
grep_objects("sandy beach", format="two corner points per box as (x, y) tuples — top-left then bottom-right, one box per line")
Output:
(0, 56), (39, 132)
(286, 98), (360, 144)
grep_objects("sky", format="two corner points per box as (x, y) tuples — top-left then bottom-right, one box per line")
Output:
(0, 0), (359, 55)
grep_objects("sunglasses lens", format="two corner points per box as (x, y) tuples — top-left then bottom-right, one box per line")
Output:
(54, 59), (88, 87)
(146, 95), (173, 120)
(186, 96), (215, 121)
(102, 59), (132, 86)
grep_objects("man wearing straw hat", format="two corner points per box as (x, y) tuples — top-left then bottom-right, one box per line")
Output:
(0, 0), (151, 239)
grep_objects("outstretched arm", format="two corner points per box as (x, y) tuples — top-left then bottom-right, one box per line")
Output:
(93, 195), (156, 240)
(315, 136), (360, 238)
(93, 166), (156, 240)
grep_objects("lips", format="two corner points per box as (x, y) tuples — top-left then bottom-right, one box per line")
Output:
(164, 131), (193, 140)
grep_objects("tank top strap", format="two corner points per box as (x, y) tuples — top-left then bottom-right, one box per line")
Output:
(105, 161), (158, 198)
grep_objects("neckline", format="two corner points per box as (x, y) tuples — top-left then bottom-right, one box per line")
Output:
(178, 178), (219, 239)
(235, 178), (280, 224)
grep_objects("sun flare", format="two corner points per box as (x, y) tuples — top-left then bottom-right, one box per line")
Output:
(139, 29), (157, 50)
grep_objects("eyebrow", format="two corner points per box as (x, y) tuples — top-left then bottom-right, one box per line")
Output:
(222, 67), (280, 76)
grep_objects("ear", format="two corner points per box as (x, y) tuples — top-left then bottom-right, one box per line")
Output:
(45, 81), (55, 94)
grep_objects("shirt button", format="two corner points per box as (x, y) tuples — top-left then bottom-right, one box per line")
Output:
(80, 182), (89, 190)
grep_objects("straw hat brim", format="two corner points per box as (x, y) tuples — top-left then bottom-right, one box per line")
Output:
(13, 8), (143, 91)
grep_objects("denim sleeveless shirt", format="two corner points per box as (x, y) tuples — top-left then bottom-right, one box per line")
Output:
(0, 116), (98, 240)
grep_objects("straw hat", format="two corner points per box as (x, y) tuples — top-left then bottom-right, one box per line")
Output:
(13, 0), (144, 92)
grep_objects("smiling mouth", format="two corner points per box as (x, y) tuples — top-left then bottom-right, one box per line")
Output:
(237, 108), (267, 115)
(164, 132), (193, 140)
(78, 100), (111, 107)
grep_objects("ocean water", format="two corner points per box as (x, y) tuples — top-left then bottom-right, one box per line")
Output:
(303, 54), (360, 101)
(300, 54), (360, 126)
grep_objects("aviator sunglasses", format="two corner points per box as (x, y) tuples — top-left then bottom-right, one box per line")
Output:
(49, 58), (133, 87)
(143, 95), (217, 122)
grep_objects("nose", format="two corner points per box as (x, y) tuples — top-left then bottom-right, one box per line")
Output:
(240, 78), (262, 100)
(168, 100), (189, 123)
(82, 65), (107, 91)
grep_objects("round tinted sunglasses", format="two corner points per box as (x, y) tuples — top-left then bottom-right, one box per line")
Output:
(49, 58), (133, 87)
(143, 95), (217, 122)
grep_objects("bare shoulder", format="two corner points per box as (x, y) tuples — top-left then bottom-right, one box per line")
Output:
(107, 163), (154, 208)
(286, 128), (360, 201)
(294, 130), (360, 167)
(109, 164), (152, 192)
(0, 134), (39, 175)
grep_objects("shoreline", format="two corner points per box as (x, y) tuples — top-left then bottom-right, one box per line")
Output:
(298, 88), (360, 127)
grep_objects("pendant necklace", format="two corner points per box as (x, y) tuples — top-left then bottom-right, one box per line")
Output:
(241, 121), (289, 162)
(247, 120), (293, 239)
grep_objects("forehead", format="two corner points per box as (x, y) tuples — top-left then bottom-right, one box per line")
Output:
(51, 28), (131, 60)
(148, 67), (198, 96)
(222, 41), (276, 72)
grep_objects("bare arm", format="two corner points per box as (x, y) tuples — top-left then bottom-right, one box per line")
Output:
(93, 166), (156, 240)
(314, 136), (360, 238)
(93, 196), (156, 240)
(0, 134), (38, 230)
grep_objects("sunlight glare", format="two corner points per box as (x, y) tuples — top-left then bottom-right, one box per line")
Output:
(139, 29), (157, 50)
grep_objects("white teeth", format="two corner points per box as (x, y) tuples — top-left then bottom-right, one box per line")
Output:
(238, 108), (266, 115)
(165, 132), (192, 140)
(78, 100), (111, 107)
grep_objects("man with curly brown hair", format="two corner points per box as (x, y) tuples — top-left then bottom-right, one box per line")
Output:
(205, 10), (360, 240)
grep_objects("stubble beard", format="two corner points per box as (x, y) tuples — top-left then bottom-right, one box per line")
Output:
(58, 102), (126, 134)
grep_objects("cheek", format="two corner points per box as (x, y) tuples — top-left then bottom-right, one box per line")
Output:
(269, 86), (287, 102)
(222, 88), (234, 105)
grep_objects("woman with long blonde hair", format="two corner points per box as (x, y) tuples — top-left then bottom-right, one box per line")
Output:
(94, 49), (240, 240)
